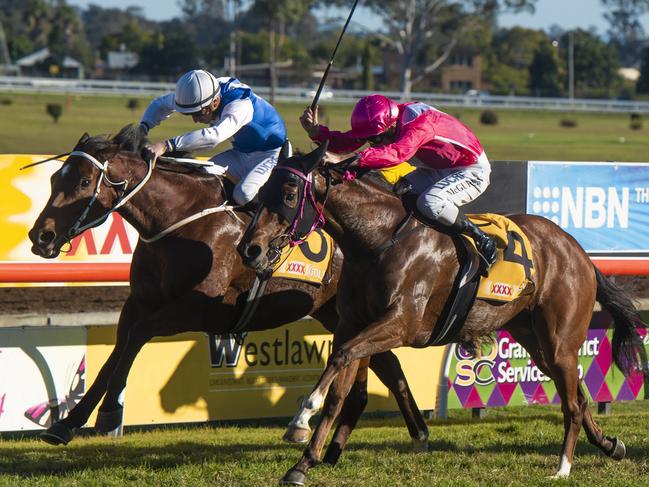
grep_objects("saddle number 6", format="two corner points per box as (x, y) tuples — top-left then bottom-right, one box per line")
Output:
(503, 231), (534, 280)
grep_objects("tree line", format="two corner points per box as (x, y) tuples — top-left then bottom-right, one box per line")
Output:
(1, 0), (649, 99)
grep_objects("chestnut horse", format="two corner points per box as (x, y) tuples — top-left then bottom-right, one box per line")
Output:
(239, 143), (644, 485)
(28, 125), (429, 459)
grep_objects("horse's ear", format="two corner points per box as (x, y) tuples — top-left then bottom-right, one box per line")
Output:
(74, 132), (90, 149)
(279, 140), (291, 163)
(299, 140), (329, 174)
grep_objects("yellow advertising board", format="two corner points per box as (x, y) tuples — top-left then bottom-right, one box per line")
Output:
(87, 320), (444, 425)
(0, 154), (136, 285)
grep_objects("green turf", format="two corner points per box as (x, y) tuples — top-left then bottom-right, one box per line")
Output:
(0, 93), (646, 162)
(0, 402), (648, 486)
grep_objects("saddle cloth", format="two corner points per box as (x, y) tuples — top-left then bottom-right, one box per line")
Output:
(467, 213), (536, 302)
(272, 228), (334, 286)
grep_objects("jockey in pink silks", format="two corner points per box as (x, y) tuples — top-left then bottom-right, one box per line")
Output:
(300, 94), (497, 267)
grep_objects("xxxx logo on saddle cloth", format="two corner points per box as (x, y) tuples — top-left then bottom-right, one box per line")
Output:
(467, 213), (536, 303)
(272, 228), (334, 285)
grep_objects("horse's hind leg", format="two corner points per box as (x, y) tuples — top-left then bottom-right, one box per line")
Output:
(40, 296), (141, 445)
(509, 323), (626, 465)
(578, 385), (626, 460)
(532, 307), (589, 479)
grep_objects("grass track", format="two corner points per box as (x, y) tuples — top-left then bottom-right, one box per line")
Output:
(1, 402), (648, 486)
(0, 93), (646, 161)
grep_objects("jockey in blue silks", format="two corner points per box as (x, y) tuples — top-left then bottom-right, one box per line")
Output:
(141, 69), (287, 205)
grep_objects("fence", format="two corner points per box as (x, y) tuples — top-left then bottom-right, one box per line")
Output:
(1, 76), (649, 114)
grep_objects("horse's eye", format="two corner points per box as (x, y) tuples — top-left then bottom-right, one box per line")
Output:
(80, 179), (91, 188)
(282, 182), (298, 209)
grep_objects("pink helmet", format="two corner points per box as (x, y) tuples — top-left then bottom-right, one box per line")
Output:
(348, 94), (399, 139)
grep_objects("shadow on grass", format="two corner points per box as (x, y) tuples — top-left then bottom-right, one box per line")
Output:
(0, 440), (291, 478)
(348, 433), (649, 461)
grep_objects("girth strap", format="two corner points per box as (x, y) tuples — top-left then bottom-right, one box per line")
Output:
(230, 275), (270, 344)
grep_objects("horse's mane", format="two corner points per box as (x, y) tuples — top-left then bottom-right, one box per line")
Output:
(76, 124), (207, 176)
(74, 123), (148, 157)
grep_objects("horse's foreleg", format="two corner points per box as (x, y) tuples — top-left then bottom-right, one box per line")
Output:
(94, 326), (152, 433)
(368, 351), (429, 451)
(281, 359), (362, 485)
(95, 291), (220, 433)
(281, 316), (406, 484)
(40, 297), (141, 445)
(322, 359), (370, 465)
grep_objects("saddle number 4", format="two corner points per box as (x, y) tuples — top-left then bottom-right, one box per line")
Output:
(503, 231), (534, 279)
(0, 393), (5, 418)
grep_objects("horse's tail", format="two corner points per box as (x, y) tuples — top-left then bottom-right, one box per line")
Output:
(594, 266), (645, 376)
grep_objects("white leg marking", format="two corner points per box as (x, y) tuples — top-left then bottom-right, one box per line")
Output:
(550, 454), (572, 479)
(289, 390), (325, 430)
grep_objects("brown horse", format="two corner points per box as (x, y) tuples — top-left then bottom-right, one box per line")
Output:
(27, 125), (430, 459)
(239, 143), (644, 485)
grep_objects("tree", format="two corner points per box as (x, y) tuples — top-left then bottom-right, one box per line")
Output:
(323, 0), (537, 99)
(528, 41), (562, 97)
(638, 47), (649, 93)
(563, 29), (622, 98)
(601, 0), (649, 66)
(248, 0), (317, 103)
(484, 27), (547, 95)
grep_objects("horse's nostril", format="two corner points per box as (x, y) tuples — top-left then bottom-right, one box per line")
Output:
(38, 230), (56, 245)
(245, 244), (262, 261)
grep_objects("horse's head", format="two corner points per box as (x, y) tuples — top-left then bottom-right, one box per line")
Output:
(238, 142), (329, 274)
(29, 124), (147, 258)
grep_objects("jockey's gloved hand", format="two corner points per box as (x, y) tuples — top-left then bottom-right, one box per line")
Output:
(142, 141), (169, 162)
(300, 106), (320, 138)
(322, 152), (358, 166)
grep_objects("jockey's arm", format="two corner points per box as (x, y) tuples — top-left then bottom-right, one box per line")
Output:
(358, 115), (431, 169)
(140, 93), (176, 134)
(167, 99), (254, 152)
(311, 126), (366, 154)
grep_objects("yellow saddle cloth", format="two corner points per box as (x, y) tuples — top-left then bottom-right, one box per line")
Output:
(467, 213), (536, 303)
(272, 228), (334, 285)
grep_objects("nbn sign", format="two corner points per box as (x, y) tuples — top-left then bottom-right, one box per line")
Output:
(527, 162), (649, 254)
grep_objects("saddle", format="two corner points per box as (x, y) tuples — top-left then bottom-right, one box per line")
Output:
(392, 178), (535, 345)
(391, 178), (482, 346)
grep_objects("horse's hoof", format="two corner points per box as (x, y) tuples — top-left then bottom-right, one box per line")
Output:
(607, 436), (626, 461)
(94, 407), (123, 434)
(412, 437), (429, 452)
(279, 469), (306, 486)
(283, 425), (310, 444)
(40, 422), (73, 446)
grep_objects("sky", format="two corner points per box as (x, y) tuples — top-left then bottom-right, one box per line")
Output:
(67, 0), (649, 34)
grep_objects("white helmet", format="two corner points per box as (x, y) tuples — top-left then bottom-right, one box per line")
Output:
(174, 70), (221, 114)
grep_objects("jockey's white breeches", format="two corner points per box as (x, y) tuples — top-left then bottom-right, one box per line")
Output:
(405, 152), (491, 226)
(206, 146), (283, 205)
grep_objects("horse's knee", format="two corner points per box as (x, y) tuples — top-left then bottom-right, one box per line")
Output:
(329, 349), (351, 370)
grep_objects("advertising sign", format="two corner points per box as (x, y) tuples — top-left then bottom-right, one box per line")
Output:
(444, 311), (649, 411)
(0, 327), (86, 432)
(527, 161), (649, 256)
(0, 154), (136, 284)
(85, 320), (444, 426)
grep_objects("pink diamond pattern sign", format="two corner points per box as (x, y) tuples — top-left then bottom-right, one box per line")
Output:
(445, 311), (649, 410)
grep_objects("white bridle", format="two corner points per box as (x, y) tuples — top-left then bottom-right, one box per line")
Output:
(66, 150), (155, 239)
(65, 151), (242, 244)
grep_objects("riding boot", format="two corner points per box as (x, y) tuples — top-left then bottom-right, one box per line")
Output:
(451, 212), (498, 270)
